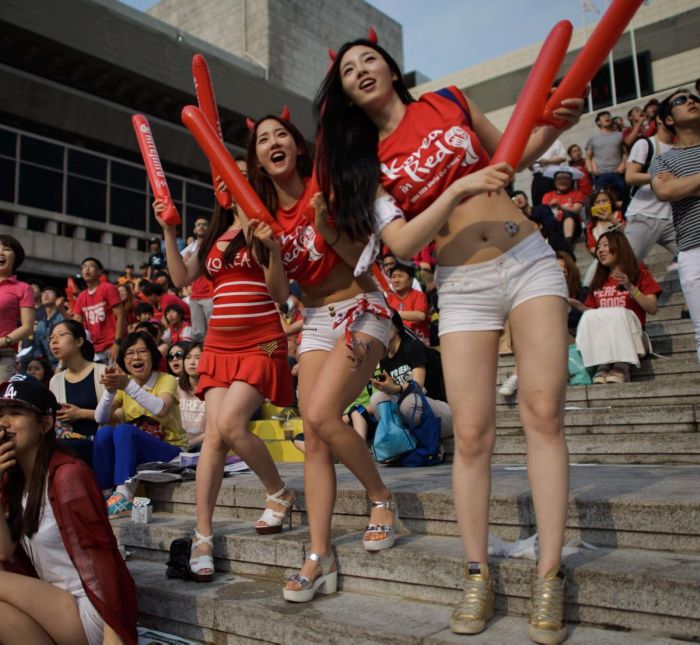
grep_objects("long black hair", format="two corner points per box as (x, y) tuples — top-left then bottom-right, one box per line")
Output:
(197, 203), (246, 279)
(246, 115), (314, 217)
(314, 39), (414, 241)
(3, 410), (61, 540)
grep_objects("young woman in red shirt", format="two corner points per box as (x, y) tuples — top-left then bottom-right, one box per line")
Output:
(153, 174), (295, 582)
(314, 35), (583, 643)
(243, 111), (403, 603)
(0, 377), (136, 644)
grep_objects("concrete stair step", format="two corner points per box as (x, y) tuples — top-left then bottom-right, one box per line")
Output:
(128, 559), (680, 645)
(496, 374), (700, 410)
(120, 522), (700, 639)
(134, 463), (700, 552)
(498, 356), (700, 383)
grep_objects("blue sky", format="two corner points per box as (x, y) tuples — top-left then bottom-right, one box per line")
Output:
(121, 0), (603, 80)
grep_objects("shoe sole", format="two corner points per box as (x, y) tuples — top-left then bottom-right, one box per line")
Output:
(108, 510), (132, 520)
(528, 623), (567, 644)
(255, 525), (284, 535)
(450, 610), (494, 635)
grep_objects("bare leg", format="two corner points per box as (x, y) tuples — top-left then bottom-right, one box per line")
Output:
(0, 571), (88, 644)
(510, 296), (569, 575)
(441, 331), (500, 563)
(193, 387), (231, 562)
(563, 217), (575, 239)
(287, 332), (390, 587)
(0, 600), (53, 644)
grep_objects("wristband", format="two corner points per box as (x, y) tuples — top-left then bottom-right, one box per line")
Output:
(632, 288), (642, 298)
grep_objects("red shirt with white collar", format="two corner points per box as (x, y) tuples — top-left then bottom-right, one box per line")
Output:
(377, 86), (491, 220)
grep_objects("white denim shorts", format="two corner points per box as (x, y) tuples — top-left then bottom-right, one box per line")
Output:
(299, 291), (392, 354)
(435, 232), (568, 336)
(77, 595), (104, 645)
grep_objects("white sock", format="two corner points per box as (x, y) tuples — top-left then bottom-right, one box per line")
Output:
(116, 478), (139, 500)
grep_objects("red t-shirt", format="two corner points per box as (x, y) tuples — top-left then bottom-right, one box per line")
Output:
(0, 276), (35, 344)
(276, 175), (342, 286)
(387, 288), (430, 342)
(72, 282), (121, 352)
(542, 189), (585, 222)
(378, 86), (490, 220)
(585, 265), (662, 327)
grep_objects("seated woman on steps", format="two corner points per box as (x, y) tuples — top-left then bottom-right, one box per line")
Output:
(92, 330), (188, 519)
(571, 231), (662, 384)
(0, 377), (136, 644)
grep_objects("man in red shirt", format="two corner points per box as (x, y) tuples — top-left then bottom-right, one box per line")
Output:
(71, 257), (125, 363)
(180, 217), (213, 341)
(542, 170), (585, 242)
(386, 263), (429, 344)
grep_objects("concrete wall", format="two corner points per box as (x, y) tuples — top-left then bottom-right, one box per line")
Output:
(148, 0), (404, 100)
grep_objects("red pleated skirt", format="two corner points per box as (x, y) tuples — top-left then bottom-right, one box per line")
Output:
(196, 324), (293, 406)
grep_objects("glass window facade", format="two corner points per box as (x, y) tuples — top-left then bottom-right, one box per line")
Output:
(0, 125), (212, 236)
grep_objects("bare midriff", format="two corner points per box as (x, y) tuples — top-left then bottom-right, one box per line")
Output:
(300, 262), (377, 308)
(435, 191), (538, 267)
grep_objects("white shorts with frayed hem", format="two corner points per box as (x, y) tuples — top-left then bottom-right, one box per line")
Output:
(436, 232), (568, 336)
(299, 292), (392, 354)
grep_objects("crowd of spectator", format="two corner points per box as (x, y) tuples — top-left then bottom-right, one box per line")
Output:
(0, 85), (697, 525)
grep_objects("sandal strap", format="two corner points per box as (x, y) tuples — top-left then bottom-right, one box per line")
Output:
(287, 573), (312, 589)
(258, 507), (285, 523)
(369, 496), (395, 511)
(266, 485), (294, 509)
(308, 551), (335, 575)
(365, 523), (393, 534)
(193, 529), (214, 549)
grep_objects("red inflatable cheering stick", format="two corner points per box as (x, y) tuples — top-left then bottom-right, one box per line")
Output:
(181, 105), (281, 233)
(491, 20), (573, 170)
(541, 0), (644, 126)
(192, 54), (233, 209)
(131, 114), (180, 226)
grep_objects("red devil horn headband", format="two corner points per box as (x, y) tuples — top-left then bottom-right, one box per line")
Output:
(245, 106), (292, 132)
(328, 27), (377, 61)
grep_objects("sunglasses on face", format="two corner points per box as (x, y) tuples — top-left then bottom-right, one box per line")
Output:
(670, 94), (700, 109)
(168, 351), (185, 360)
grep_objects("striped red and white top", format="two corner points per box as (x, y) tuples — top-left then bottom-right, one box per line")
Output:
(205, 229), (280, 328)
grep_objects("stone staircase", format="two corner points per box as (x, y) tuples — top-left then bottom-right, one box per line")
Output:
(115, 242), (700, 643)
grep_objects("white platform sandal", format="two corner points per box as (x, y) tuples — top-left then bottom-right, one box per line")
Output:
(255, 485), (295, 535)
(189, 529), (215, 582)
(283, 552), (337, 603)
(363, 497), (399, 551)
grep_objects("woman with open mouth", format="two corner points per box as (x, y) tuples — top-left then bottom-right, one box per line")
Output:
(242, 111), (397, 604)
(314, 33), (582, 644)
(0, 235), (35, 382)
(92, 331), (188, 520)
(0, 377), (137, 644)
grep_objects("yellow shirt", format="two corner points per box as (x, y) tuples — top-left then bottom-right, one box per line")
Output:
(115, 372), (187, 448)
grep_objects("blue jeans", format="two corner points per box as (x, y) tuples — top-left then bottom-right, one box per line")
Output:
(93, 423), (181, 488)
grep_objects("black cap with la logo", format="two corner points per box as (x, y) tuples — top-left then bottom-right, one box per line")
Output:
(0, 375), (58, 418)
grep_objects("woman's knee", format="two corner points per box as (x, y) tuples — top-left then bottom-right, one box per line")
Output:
(452, 415), (496, 460)
(216, 414), (250, 445)
(302, 426), (334, 457)
(302, 406), (340, 443)
(93, 425), (114, 447)
(519, 392), (564, 437)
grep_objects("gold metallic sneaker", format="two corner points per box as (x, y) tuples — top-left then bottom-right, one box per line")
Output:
(450, 562), (495, 634)
(528, 565), (567, 644)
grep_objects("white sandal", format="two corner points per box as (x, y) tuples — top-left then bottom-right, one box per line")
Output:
(189, 529), (214, 582)
(363, 497), (399, 552)
(255, 485), (295, 535)
(283, 552), (337, 603)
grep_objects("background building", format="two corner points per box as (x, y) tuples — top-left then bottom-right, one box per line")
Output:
(148, 0), (404, 99)
(414, 0), (700, 192)
(2, 0), (399, 282)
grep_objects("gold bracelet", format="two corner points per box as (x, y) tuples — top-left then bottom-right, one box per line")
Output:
(632, 287), (642, 298)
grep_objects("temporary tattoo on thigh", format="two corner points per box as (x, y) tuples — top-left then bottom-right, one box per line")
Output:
(348, 336), (374, 369)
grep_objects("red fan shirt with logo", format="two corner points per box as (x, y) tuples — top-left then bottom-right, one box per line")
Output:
(584, 264), (662, 327)
(276, 174), (342, 286)
(377, 86), (490, 220)
(72, 282), (121, 352)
